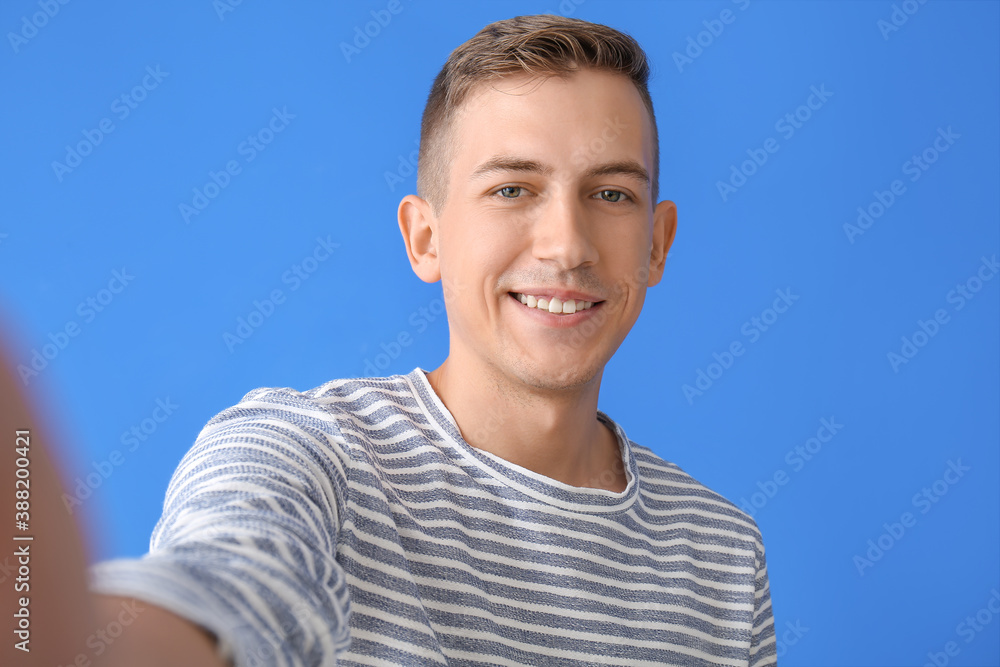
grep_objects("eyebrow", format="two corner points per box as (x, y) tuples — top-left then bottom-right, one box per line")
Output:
(469, 155), (650, 189)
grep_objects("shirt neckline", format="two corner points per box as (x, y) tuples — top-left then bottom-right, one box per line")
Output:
(403, 367), (639, 514)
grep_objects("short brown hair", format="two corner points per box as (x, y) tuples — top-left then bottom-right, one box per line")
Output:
(416, 14), (659, 215)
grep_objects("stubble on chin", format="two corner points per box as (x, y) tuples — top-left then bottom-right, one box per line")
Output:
(497, 342), (605, 398)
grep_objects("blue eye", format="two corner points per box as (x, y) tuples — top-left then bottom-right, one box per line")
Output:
(498, 186), (523, 198)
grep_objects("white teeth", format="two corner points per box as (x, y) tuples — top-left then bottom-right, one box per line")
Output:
(513, 293), (595, 314)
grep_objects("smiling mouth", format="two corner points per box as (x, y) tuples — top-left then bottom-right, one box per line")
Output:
(508, 292), (603, 315)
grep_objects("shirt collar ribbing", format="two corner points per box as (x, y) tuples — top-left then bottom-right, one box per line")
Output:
(403, 367), (639, 514)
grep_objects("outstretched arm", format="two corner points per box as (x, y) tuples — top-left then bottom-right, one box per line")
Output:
(0, 337), (226, 667)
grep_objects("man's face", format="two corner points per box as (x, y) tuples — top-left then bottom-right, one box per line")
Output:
(424, 68), (674, 392)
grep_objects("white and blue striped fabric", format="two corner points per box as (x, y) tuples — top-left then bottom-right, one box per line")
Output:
(89, 368), (777, 666)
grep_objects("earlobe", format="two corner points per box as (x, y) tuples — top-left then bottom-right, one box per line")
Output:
(398, 194), (442, 283)
(647, 200), (677, 287)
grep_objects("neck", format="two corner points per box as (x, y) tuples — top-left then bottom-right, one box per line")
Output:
(425, 353), (626, 492)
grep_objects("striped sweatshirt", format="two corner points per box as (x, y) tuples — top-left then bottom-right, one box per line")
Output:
(90, 367), (777, 666)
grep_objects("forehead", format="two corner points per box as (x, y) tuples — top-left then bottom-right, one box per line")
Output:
(448, 68), (654, 183)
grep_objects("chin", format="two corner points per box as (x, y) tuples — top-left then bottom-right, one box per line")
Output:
(509, 354), (605, 392)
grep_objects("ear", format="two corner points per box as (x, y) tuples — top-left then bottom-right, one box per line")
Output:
(398, 194), (441, 283)
(647, 199), (677, 287)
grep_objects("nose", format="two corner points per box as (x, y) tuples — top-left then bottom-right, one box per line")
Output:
(530, 191), (599, 270)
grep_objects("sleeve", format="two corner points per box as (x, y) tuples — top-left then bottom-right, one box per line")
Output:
(748, 536), (777, 666)
(87, 386), (354, 667)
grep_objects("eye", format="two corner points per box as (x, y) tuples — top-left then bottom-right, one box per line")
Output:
(496, 185), (524, 199)
(596, 189), (629, 203)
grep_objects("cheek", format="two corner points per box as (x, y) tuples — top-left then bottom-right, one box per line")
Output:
(437, 231), (514, 311)
(602, 240), (652, 306)
(443, 220), (519, 274)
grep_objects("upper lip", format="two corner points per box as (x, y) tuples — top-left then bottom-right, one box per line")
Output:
(509, 288), (604, 302)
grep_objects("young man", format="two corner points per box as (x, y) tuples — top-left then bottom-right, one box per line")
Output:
(6, 14), (775, 667)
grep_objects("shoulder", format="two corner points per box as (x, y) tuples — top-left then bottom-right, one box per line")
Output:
(204, 372), (406, 426)
(160, 374), (426, 525)
(629, 441), (765, 548)
(193, 372), (427, 462)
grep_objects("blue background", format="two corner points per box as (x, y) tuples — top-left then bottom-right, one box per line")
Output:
(1, 1), (998, 664)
